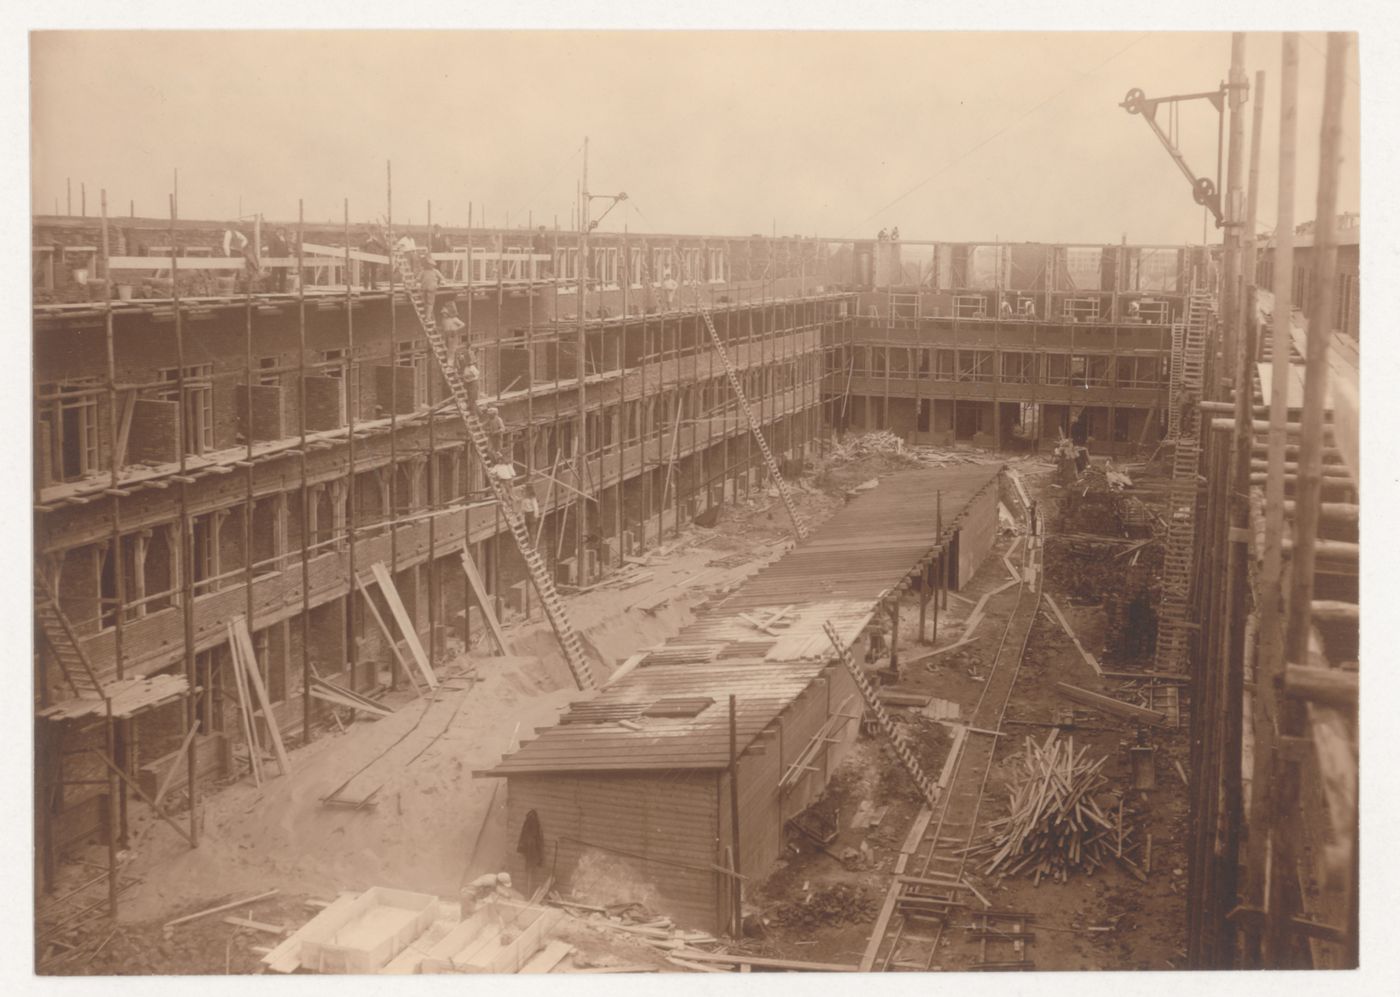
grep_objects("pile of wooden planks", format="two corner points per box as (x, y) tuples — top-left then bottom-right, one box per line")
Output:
(968, 732), (1145, 885)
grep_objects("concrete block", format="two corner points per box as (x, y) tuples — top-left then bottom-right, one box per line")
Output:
(556, 557), (577, 587)
(620, 530), (636, 557)
(581, 548), (598, 583)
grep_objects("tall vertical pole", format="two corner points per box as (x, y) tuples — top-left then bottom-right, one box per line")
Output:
(386, 163), (401, 686)
(464, 204), (475, 651)
(1220, 33), (1248, 385)
(728, 693), (742, 937)
(297, 199), (312, 745)
(1285, 31), (1347, 665)
(1217, 61), (1266, 968)
(243, 231), (256, 693)
(1256, 32), (1297, 967)
(171, 191), (198, 849)
(427, 200), (438, 670)
(100, 191), (125, 681)
(345, 199), (359, 688)
(578, 139), (590, 578)
(1275, 38), (1348, 964)
(100, 190), (123, 919)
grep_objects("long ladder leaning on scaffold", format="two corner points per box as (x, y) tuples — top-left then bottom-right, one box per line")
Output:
(390, 248), (595, 691)
(1154, 286), (1211, 675)
(698, 308), (809, 540)
(824, 621), (940, 808)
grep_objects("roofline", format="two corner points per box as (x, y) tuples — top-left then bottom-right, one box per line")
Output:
(30, 214), (1208, 252)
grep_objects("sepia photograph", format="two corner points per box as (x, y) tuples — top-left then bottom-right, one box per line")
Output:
(14, 8), (1382, 987)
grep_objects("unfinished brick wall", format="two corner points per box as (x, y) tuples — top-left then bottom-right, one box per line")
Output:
(126, 398), (180, 464)
(235, 384), (285, 441)
(303, 375), (345, 431)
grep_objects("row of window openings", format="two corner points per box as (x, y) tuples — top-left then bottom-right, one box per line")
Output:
(555, 247), (728, 285)
(41, 341), (819, 482)
(63, 379), (811, 633)
(835, 350), (1167, 386)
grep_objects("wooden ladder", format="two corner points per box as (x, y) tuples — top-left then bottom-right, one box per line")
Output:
(700, 308), (809, 540)
(823, 621), (939, 808)
(391, 250), (595, 691)
(34, 570), (107, 702)
(1154, 288), (1211, 673)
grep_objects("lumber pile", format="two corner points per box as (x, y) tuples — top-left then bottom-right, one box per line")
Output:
(968, 733), (1146, 885)
(546, 894), (722, 955)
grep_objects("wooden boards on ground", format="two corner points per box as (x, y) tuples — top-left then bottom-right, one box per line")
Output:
(1055, 681), (1169, 726)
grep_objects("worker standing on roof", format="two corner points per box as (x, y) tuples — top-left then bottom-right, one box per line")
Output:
(662, 268), (678, 310)
(532, 225), (552, 279)
(359, 227), (387, 288)
(223, 223), (260, 273)
(268, 227), (291, 292)
(430, 224), (450, 255)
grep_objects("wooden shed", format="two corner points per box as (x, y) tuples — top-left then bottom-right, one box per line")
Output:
(481, 657), (859, 933)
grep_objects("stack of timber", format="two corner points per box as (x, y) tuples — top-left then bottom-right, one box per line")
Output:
(968, 733), (1146, 885)
(262, 888), (572, 974)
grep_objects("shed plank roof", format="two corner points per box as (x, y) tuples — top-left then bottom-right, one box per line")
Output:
(484, 463), (1002, 776)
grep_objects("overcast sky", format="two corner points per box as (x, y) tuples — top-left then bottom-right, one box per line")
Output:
(29, 31), (1359, 245)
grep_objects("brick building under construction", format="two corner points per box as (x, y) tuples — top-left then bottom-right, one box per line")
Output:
(31, 102), (1359, 970)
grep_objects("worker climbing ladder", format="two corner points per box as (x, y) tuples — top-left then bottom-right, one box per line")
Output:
(35, 569), (108, 702)
(1154, 288), (1211, 673)
(391, 249), (595, 691)
(700, 309), (809, 540)
(823, 621), (940, 809)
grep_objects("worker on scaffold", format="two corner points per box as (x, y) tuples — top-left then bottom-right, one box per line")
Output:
(455, 345), (481, 407)
(483, 405), (507, 453)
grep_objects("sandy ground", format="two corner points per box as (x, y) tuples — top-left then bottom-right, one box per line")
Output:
(39, 472), (850, 974)
(42, 441), (1181, 976)
(741, 457), (1190, 971)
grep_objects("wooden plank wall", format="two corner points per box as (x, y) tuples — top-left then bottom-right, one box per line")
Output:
(503, 771), (719, 930)
(957, 479), (1000, 587)
(721, 664), (863, 907)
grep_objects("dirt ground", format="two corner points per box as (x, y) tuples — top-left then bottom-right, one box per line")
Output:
(38, 440), (1186, 975)
(739, 454), (1190, 971)
(36, 465), (851, 975)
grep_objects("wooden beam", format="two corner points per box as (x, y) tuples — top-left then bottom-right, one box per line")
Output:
(1054, 682), (1169, 726)
(369, 561), (438, 690)
(354, 575), (422, 697)
(113, 390), (136, 471)
(232, 616), (292, 776)
(1283, 664), (1357, 710)
(669, 948), (857, 972)
(152, 719), (200, 808)
(164, 890), (280, 929)
(93, 747), (196, 848)
(459, 546), (510, 655)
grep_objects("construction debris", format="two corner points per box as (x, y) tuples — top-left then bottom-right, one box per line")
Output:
(765, 883), (878, 930)
(968, 733), (1144, 885)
